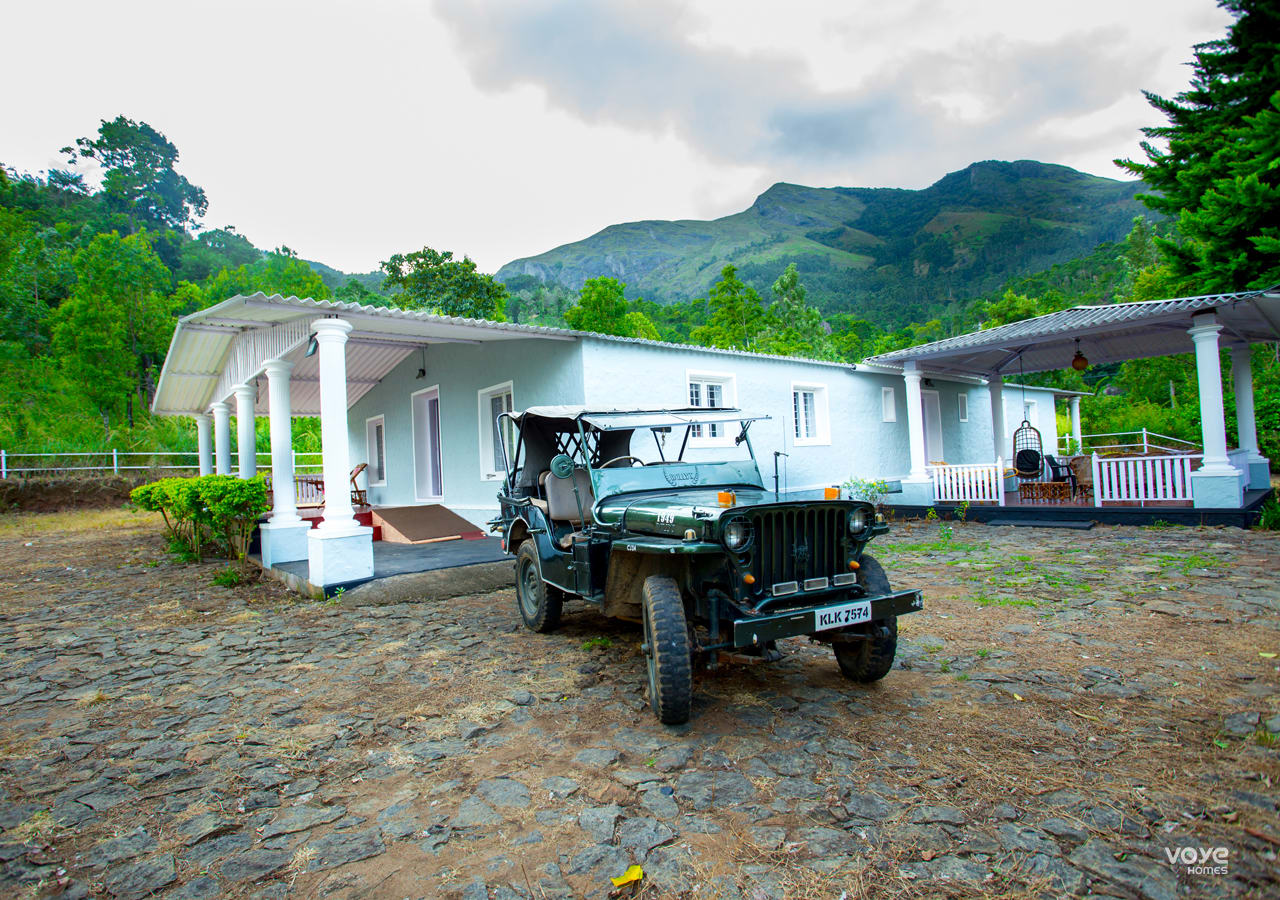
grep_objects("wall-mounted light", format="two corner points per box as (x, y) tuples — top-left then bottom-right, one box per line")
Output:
(1071, 338), (1089, 371)
(416, 346), (428, 379)
(305, 334), (318, 357)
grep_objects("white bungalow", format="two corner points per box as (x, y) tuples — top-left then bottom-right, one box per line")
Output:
(151, 288), (1276, 589)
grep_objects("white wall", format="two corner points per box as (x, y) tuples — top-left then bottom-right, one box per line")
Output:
(1001, 386), (1063, 461)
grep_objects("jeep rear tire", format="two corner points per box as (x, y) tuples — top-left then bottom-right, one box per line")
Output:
(833, 554), (898, 683)
(641, 575), (693, 724)
(515, 541), (563, 633)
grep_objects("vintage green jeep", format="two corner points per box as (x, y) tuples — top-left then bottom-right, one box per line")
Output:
(493, 407), (923, 724)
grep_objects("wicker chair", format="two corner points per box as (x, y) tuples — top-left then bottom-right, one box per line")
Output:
(1012, 419), (1044, 480)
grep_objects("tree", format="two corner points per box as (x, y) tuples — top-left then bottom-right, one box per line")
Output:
(52, 232), (173, 429)
(757, 263), (837, 359)
(1117, 0), (1280, 290)
(203, 246), (331, 302)
(62, 116), (207, 232)
(691, 265), (765, 350)
(563, 277), (661, 338)
(380, 246), (507, 320)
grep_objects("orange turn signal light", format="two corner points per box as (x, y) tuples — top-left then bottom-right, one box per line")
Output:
(824, 486), (840, 499)
(743, 574), (756, 585)
(717, 491), (736, 507)
(848, 560), (860, 571)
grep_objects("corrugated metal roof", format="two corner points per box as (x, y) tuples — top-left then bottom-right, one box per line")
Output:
(864, 288), (1280, 377)
(153, 292), (859, 415)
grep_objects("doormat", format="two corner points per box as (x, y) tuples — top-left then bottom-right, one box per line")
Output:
(985, 518), (1095, 530)
(372, 505), (486, 544)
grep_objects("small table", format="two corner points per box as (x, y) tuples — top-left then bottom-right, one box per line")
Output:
(1019, 481), (1072, 503)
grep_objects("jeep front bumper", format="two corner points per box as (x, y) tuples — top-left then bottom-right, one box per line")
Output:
(731, 589), (923, 647)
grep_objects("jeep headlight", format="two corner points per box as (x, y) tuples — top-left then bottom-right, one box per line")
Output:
(848, 508), (868, 533)
(723, 518), (753, 551)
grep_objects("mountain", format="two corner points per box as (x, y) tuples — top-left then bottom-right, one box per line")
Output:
(302, 259), (385, 295)
(496, 160), (1153, 328)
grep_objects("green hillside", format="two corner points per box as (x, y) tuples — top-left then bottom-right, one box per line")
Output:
(496, 160), (1152, 329)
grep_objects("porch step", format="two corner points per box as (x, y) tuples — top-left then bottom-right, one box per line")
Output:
(985, 518), (1095, 530)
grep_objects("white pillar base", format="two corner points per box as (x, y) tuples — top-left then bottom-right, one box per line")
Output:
(897, 479), (934, 506)
(1190, 470), (1244, 509)
(307, 526), (374, 587)
(1244, 458), (1270, 491)
(260, 521), (312, 568)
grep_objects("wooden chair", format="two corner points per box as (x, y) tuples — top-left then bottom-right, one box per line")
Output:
(350, 463), (369, 507)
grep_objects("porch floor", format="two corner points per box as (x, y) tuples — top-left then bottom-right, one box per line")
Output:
(267, 536), (508, 585)
(888, 488), (1271, 528)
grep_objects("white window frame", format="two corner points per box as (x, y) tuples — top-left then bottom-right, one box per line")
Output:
(685, 369), (737, 447)
(365, 415), (387, 487)
(477, 380), (515, 481)
(1023, 398), (1037, 424)
(881, 386), (897, 423)
(411, 384), (445, 502)
(957, 393), (969, 423)
(791, 381), (831, 447)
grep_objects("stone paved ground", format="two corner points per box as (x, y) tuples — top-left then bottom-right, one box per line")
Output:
(0, 509), (1278, 900)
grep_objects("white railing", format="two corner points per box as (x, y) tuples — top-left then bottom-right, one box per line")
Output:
(928, 458), (1005, 505)
(0, 450), (322, 479)
(1061, 429), (1200, 456)
(1091, 452), (1200, 506)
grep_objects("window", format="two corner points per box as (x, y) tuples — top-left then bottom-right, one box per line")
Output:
(686, 371), (735, 445)
(958, 393), (968, 423)
(791, 382), (830, 446)
(1023, 399), (1037, 424)
(365, 416), (386, 486)
(478, 381), (515, 480)
(882, 386), (896, 423)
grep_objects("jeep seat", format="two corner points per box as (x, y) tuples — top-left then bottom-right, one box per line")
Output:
(546, 468), (595, 525)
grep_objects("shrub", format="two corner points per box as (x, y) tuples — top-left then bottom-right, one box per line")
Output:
(130, 475), (269, 562)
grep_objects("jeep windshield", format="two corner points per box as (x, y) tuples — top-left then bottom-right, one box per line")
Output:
(501, 407), (769, 503)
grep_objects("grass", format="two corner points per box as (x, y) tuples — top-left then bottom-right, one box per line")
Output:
(976, 648), (993, 659)
(75, 688), (111, 707)
(581, 636), (613, 651)
(0, 507), (158, 538)
(212, 566), (243, 588)
(969, 592), (1038, 608)
(1156, 552), (1222, 576)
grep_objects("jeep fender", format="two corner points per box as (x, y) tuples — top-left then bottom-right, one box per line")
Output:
(603, 548), (686, 620)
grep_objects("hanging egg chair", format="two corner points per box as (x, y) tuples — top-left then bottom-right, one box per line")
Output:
(1012, 419), (1044, 479)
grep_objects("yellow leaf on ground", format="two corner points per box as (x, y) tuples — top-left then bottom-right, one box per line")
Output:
(611, 865), (643, 887)
(1070, 710), (1101, 721)
(1260, 652), (1277, 659)
(1013, 693), (1024, 702)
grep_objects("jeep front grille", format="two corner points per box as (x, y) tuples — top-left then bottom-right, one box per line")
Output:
(749, 507), (844, 591)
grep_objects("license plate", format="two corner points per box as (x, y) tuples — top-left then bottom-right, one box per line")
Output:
(814, 600), (872, 631)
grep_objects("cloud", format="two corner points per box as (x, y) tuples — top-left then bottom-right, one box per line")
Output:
(433, 0), (1163, 184)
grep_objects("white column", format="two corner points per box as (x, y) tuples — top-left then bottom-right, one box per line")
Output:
(264, 359), (300, 524)
(307, 317), (373, 588)
(314, 319), (357, 532)
(989, 374), (1006, 462)
(234, 383), (257, 478)
(1069, 396), (1083, 454)
(1231, 347), (1261, 461)
(194, 413), (213, 476)
(1188, 315), (1236, 476)
(903, 362), (928, 481)
(211, 402), (232, 475)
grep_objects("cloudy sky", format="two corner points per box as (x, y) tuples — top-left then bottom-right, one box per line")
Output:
(2, 0), (1232, 274)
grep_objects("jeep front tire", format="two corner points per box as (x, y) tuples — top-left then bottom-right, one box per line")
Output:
(833, 554), (898, 683)
(641, 575), (693, 724)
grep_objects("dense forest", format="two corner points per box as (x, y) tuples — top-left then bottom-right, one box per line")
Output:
(0, 0), (1276, 467)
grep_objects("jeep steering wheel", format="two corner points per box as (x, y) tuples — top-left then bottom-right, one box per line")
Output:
(599, 455), (644, 469)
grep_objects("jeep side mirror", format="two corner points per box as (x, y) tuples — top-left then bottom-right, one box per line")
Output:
(549, 454), (575, 479)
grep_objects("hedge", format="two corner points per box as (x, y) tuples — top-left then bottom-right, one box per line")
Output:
(131, 475), (270, 562)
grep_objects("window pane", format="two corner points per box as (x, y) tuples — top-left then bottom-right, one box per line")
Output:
(803, 392), (816, 438)
(374, 423), (385, 482)
(490, 394), (506, 470)
(707, 383), (722, 407)
(793, 391), (801, 439)
(689, 382), (701, 406)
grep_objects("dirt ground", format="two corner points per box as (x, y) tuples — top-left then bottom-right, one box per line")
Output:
(0, 509), (1277, 900)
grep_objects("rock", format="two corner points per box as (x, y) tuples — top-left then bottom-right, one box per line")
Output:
(262, 805), (344, 838)
(908, 804), (966, 826)
(1025, 853), (1084, 894)
(617, 817), (675, 855)
(1068, 839), (1179, 900)
(574, 747), (620, 767)
(219, 849), (292, 882)
(1221, 711), (1260, 738)
(991, 802), (1019, 820)
(509, 690), (535, 706)
(168, 875), (222, 899)
(675, 771), (755, 810)
(454, 797), (501, 827)
(900, 854), (989, 883)
(305, 827), (385, 871)
(104, 853), (176, 899)
(653, 745), (693, 771)
(1264, 714), (1280, 734)
(845, 792), (896, 822)
(86, 828), (156, 867)
(566, 843), (628, 877)
(542, 776), (579, 799)
(177, 814), (238, 846)
(798, 826), (858, 856)
(578, 805), (624, 842)
(1040, 817), (1088, 843)
(476, 777), (531, 809)
(996, 823), (1059, 856)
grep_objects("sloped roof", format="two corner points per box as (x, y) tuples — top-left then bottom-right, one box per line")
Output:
(865, 287), (1280, 377)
